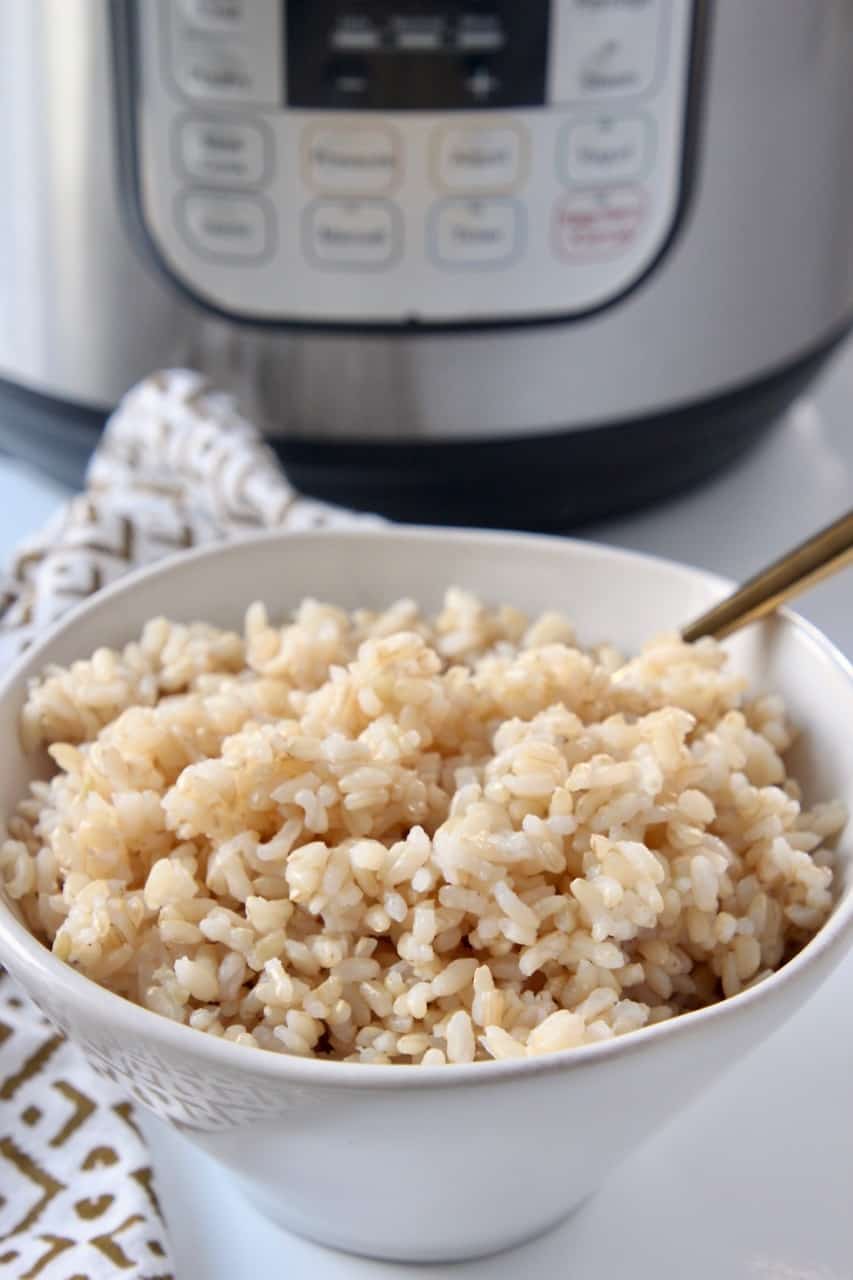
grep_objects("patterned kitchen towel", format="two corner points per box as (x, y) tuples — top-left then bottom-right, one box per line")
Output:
(0, 968), (170, 1279)
(0, 368), (370, 664)
(0, 369), (368, 1279)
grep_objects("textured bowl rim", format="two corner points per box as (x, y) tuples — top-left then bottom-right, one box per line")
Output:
(0, 524), (851, 1092)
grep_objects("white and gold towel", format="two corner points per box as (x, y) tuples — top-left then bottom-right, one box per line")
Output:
(0, 370), (367, 1278)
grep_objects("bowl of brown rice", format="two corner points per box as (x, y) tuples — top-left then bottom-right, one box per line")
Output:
(0, 526), (850, 1261)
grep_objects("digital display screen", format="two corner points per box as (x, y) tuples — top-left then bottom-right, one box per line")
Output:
(285, 1), (550, 110)
(329, 11), (504, 54)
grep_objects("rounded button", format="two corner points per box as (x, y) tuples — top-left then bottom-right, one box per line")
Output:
(180, 192), (271, 260)
(304, 200), (400, 270)
(433, 123), (527, 194)
(303, 125), (400, 195)
(560, 115), (653, 186)
(552, 187), (647, 261)
(175, 46), (261, 103)
(429, 198), (523, 269)
(179, 0), (248, 31)
(550, 0), (665, 103)
(178, 118), (269, 186)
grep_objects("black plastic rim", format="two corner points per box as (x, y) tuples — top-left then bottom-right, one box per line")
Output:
(0, 322), (846, 529)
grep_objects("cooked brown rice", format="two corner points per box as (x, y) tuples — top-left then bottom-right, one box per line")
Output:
(1, 591), (844, 1064)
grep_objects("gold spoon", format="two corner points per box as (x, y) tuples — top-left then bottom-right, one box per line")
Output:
(681, 508), (853, 643)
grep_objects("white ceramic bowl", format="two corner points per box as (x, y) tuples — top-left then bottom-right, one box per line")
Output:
(1, 528), (851, 1263)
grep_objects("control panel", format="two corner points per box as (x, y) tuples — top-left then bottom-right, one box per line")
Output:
(127, 0), (696, 323)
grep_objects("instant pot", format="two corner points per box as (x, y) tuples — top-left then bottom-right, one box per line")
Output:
(0, 0), (851, 527)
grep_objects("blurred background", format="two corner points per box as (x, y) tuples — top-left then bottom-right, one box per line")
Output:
(0, 0), (851, 527)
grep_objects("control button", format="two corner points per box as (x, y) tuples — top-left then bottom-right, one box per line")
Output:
(465, 63), (501, 101)
(552, 187), (646, 260)
(549, 0), (664, 102)
(180, 192), (270, 259)
(179, 0), (248, 32)
(303, 126), (400, 195)
(178, 118), (268, 186)
(434, 124), (527, 194)
(169, 0), (281, 104)
(430, 199), (522, 268)
(327, 57), (370, 99)
(304, 200), (400, 269)
(561, 115), (653, 185)
(175, 45), (267, 103)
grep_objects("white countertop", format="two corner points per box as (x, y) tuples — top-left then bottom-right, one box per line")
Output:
(1, 348), (851, 1280)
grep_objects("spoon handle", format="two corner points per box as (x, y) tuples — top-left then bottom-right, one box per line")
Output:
(681, 508), (853, 643)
